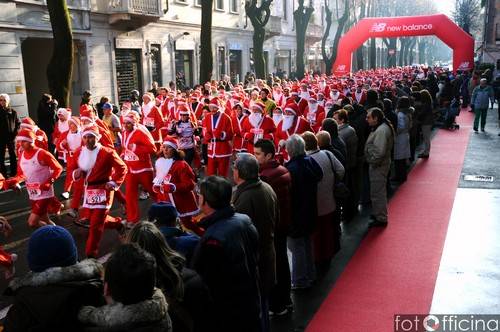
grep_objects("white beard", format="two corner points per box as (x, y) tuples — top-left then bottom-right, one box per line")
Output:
(248, 112), (262, 128)
(67, 131), (82, 151)
(272, 114), (283, 126)
(58, 120), (69, 133)
(319, 82), (326, 90)
(142, 101), (155, 117)
(153, 157), (174, 186)
(318, 100), (325, 107)
(308, 104), (318, 113)
(300, 91), (310, 100)
(330, 92), (340, 101)
(273, 92), (282, 102)
(78, 144), (101, 172)
(282, 115), (295, 131)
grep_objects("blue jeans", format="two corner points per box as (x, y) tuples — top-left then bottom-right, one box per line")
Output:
(287, 236), (315, 287)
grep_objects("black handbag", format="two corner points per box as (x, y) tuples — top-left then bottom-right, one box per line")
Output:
(325, 151), (350, 199)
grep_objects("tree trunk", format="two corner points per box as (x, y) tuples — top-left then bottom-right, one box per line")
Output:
(47, 0), (73, 108)
(296, 24), (307, 79)
(253, 26), (267, 79)
(369, 38), (376, 69)
(199, 0), (214, 84)
(356, 46), (364, 70)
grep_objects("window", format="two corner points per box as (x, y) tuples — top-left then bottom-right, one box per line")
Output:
(496, 23), (500, 41)
(283, 0), (287, 20)
(215, 0), (224, 11)
(175, 0), (187, 3)
(195, 0), (202, 6)
(150, 44), (162, 86)
(230, 0), (238, 13)
(218, 46), (226, 79)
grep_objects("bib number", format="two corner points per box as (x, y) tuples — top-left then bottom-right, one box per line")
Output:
(144, 117), (155, 128)
(86, 189), (107, 204)
(26, 183), (41, 198)
(124, 149), (139, 161)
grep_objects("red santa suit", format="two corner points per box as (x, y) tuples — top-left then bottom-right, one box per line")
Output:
(7, 130), (63, 223)
(285, 95), (309, 116)
(121, 112), (157, 223)
(329, 90), (345, 104)
(275, 104), (314, 161)
(70, 125), (127, 257)
(272, 90), (286, 108)
(80, 108), (115, 149)
(241, 102), (276, 154)
(202, 98), (234, 176)
(230, 110), (247, 153)
(52, 108), (71, 160)
(153, 137), (202, 235)
(58, 117), (84, 210)
(141, 94), (164, 145)
(303, 100), (326, 133)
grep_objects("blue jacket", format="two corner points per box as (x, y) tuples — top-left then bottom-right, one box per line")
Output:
(192, 206), (261, 332)
(285, 155), (323, 238)
(159, 226), (199, 264)
(471, 85), (494, 109)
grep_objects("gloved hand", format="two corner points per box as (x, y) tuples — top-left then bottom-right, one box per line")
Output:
(163, 183), (176, 193)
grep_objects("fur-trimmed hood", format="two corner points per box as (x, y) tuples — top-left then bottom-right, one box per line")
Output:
(78, 288), (170, 329)
(7, 259), (103, 292)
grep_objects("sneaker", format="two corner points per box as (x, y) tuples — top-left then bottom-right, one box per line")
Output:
(60, 191), (70, 200)
(139, 191), (149, 200)
(368, 219), (388, 228)
(74, 218), (90, 228)
(473, 128), (478, 132)
(67, 208), (78, 218)
(418, 154), (429, 159)
(291, 282), (312, 290)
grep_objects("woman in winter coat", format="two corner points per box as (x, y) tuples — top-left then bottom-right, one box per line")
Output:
(394, 96), (413, 182)
(127, 222), (214, 332)
(418, 90), (435, 158)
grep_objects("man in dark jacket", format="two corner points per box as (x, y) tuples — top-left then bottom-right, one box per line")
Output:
(285, 134), (322, 289)
(232, 152), (278, 330)
(0, 94), (20, 176)
(36, 93), (58, 153)
(4, 225), (105, 331)
(254, 139), (293, 316)
(192, 175), (261, 332)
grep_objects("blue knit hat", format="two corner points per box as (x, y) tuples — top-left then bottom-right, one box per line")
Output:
(102, 102), (112, 110)
(148, 202), (179, 225)
(27, 226), (78, 272)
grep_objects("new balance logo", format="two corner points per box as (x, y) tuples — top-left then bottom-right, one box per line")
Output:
(336, 65), (346, 71)
(370, 23), (387, 32)
(458, 61), (470, 69)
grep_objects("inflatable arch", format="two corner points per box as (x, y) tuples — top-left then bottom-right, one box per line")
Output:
(332, 14), (475, 76)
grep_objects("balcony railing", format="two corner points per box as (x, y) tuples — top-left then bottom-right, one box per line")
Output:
(108, 0), (161, 17)
(306, 23), (323, 39)
(265, 15), (282, 39)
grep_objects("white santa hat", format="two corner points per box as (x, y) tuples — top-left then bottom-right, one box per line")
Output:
(81, 125), (101, 140)
(20, 117), (37, 131)
(284, 103), (299, 115)
(57, 108), (71, 118)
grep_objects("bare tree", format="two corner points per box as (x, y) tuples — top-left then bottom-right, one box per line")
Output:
(245, 0), (273, 79)
(321, 0), (349, 75)
(199, 0), (214, 84)
(294, 0), (314, 79)
(47, 0), (73, 107)
(453, 0), (481, 34)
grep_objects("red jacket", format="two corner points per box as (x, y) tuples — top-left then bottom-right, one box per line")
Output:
(202, 111), (234, 158)
(285, 97), (308, 116)
(121, 127), (157, 174)
(154, 158), (199, 217)
(303, 106), (326, 133)
(240, 116), (276, 154)
(71, 145), (127, 210)
(142, 103), (164, 144)
(274, 117), (313, 160)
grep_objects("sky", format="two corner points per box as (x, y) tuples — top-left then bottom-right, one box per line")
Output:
(435, 0), (455, 16)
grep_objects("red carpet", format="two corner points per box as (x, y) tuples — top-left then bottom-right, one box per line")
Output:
(306, 112), (473, 332)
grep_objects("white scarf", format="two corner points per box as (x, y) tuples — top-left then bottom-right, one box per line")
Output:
(282, 115), (295, 131)
(78, 144), (101, 172)
(330, 91), (340, 101)
(272, 114), (283, 126)
(308, 103), (318, 113)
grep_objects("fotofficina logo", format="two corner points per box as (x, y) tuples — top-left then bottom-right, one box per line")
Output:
(423, 315), (440, 331)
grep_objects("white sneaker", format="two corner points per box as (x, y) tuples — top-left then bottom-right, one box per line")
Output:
(60, 192), (70, 200)
(139, 191), (149, 200)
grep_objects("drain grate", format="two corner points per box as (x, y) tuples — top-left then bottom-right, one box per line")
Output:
(463, 174), (495, 182)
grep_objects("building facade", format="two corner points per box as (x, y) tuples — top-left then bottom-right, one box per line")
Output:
(481, 0), (500, 72)
(0, 0), (324, 119)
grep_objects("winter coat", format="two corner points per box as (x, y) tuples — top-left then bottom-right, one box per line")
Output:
(338, 124), (358, 169)
(394, 108), (412, 160)
(159, 226), (200, 264)
(36, 100), (57, 135)
(285, 155), (323, 238)
(259, 160), (292, 234)
(0, 106), (20, 142)
(471, 85), (495, 110)
(307, 149), (344, 216)
(365, 122), (394, 168)
(192, 206), (261, 332)
(78, 288), (172, 332)
(4, 259), (106, 332)
(233, 179), (278, 295)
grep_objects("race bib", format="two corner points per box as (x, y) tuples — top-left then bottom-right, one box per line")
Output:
(250, 128), (264, 142)
(124, 149), (139, 161)
(208, 142), (213, 151)
(144, 117), (155, 128)
(86, 189), (107, 204)
(179, 137), (192, 146)
(26, 183), (41, 199)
